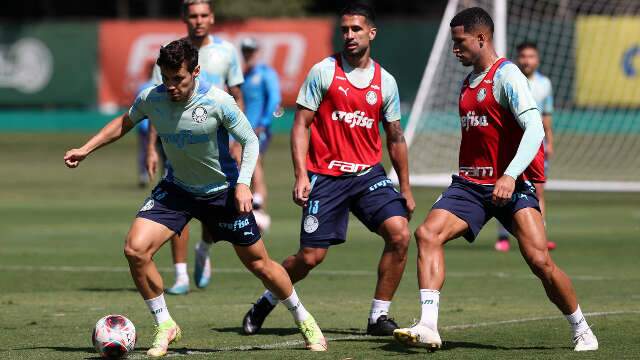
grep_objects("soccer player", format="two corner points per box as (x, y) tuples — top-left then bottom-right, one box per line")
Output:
(147, 0), (245, 295)
(393, 8), (597, 352)
(64, 39), (326, 357)
(242, 3), (415, 337)
(495, 41), (556, 252)
(238, 37), (282, 231)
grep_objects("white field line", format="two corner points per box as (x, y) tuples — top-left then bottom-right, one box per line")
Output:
(0, 265), (631, 281)
(128, 310), (640, 358)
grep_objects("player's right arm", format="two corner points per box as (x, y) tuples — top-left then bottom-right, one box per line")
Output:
(64, 113), (135, 168)
(291, 106), (315, 206)
(291, 60), (330, 206)
(146, 124), (160, 180)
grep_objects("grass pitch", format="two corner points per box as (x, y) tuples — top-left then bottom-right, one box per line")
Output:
(1, 133), (639, 359)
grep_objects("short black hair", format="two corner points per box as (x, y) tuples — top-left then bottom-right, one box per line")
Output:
(340, 2), (376, 26)
(516, 41), (538, 53)
(450, 7), (494, 34)
(157, 38), (199, 73)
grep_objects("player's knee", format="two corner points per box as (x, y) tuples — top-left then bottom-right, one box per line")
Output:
(414, 223), (441, 249)
(123, 238), (150, 264)
(386, 228), (410, 255)
(246, 259), (268, 278)
(526, 252), (554, 279)
(299, 251), (324, 269)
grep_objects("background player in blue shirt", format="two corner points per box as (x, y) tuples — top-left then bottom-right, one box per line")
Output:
(238, 37), (281, 231)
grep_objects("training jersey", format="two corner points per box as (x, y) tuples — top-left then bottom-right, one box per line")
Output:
(152, 35), (243, 90)
(458, 58), (545, 184)
(528, 71), (553, 115)
(129, 79), (254, 195)
(242, 63), (281, 129)
(297, 54), (401, 176)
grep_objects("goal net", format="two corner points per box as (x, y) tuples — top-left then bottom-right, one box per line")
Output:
(399, 0), (640, 191)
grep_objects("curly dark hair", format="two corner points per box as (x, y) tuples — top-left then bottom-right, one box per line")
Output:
(156, 38), (199, 73)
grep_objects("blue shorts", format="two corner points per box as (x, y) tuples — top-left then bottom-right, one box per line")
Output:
(136, 181), (260, 246)
(300, 164), (408, 248)
(432, 175), (540, 242)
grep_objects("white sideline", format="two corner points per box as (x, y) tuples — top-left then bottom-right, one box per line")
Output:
(0, 265), (627, 281)
(128, 310), (640, 357)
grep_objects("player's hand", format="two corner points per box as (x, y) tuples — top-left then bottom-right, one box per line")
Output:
(64, 148), (89, 168)
(402, 190), (416, 220)
(146, 148), (159, 181)
(492, 175), (516, 207)
(293, 175), (311, 207)
(545, 142), (554, 159)
(235, 183), (253, 215)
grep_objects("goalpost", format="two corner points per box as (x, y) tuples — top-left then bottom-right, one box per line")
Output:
(395, 0), (640, 191)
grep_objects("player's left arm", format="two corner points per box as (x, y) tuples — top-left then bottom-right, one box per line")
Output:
(259, 67), (282, 131)
(493, 66), (545, 206)
(220, 95), (259, 214)
(381, 74), (415, 217)
(383, 120), (415, 218)
(228, 85), (245, 113)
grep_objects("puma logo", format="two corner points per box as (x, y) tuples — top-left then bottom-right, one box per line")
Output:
(338, 86), (350, 96)
(244, 231), (254, 236)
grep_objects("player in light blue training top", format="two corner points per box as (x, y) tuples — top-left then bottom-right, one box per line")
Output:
(64, 39), (327, 357)
(147, 0), (246, 295)
(238, 37), (282, 231)
(495, 41), (556, 252)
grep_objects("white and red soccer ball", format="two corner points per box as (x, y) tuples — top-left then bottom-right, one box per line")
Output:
(92, 315), (136, 358)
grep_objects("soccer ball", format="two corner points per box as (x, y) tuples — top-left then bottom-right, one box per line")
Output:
(92, 315), (136, 359)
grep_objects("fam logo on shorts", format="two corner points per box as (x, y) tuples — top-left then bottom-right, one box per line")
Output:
(365, 90), (378, 105)
(140, 198), (154, 212)
(476, 88), (487, 102)
(192, 106), (208, 123)
(303, 215), (319, 233)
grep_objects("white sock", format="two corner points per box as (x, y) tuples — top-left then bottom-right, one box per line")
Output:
(419, 289), (440, 330)
(145, 294), (171, 325)
(261, 289), (279, 306)
(174, 263), (189, 284)
(196, 240), (210, 252)
(369, 299), (391, 324)
(565, 305), (590, 335)
(280, 288), (310, 323)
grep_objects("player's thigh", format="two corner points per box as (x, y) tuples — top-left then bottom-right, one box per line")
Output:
(416, 209), (470, 246)
(377, 215), (410, 246)
(125, 217), (176, 255)
(197, 189), (261, 247)
(233, 238), (270, 268)
(512, 207), (548, 256)
(300, 174), (351, 247)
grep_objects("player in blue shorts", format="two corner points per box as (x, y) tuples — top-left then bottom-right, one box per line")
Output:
(64, 39), (327, 356)
(242, 3), (414, 337)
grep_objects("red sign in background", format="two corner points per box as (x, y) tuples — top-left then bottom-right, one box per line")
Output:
(99, 18), (334, 109)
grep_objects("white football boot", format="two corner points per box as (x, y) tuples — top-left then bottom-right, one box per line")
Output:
(573, 328), (598, 351)
(393, 322), (442, 351)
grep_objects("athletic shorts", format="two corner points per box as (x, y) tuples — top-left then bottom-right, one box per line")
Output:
(300, 164), (408, 248)
(432, 175), (540, 242)
(136, 180), (260, 246)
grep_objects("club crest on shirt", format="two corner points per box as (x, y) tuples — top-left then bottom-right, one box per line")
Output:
(476, 88), (487, 102)
(366, 90), (378, 105)
(192, 106), (208, 123)
(303, 215), (319, 233)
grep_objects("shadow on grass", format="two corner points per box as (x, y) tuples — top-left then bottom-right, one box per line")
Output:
(213, 326), (364, 337)
(372, 340), (567, 353)
(79, 288), (138, 293)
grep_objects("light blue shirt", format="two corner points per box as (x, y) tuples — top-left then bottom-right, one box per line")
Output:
(129, 79), (258, 195)
(528, 71), (553, 115)
(242, 63), (281, 128)
(296, 55), (402, 122)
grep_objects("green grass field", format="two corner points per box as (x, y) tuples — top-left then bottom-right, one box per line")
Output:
(1, 133), (639, 359)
